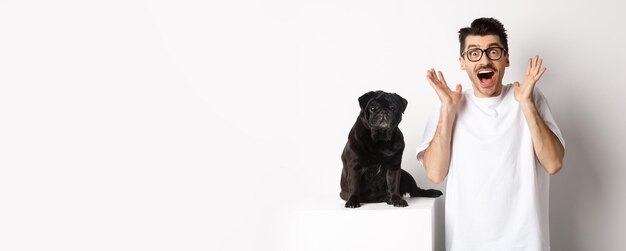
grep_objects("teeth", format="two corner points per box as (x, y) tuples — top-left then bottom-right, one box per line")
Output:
(478, 70), (493, 74)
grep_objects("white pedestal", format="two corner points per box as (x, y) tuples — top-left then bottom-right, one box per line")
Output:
(298, 196), (443, 251)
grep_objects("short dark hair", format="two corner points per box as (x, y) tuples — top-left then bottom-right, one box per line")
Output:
(458, 17), (508, 56)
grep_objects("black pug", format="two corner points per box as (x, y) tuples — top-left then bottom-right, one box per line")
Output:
(340, 91), (442, 208)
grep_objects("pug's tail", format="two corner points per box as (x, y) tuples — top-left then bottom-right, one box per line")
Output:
(400, 169), (443, 198)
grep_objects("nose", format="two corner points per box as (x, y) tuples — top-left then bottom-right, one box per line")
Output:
(478, 51), (491, 64)
(381, 110), (391, 118)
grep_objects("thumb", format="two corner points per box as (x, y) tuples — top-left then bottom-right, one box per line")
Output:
(456, 84), (462, 93)
(513, 81), (520, 88)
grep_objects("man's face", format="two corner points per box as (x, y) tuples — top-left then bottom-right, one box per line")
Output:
(459, 35), (510, 98)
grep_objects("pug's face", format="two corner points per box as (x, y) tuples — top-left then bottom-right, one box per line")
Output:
(358, 91), (408, 142)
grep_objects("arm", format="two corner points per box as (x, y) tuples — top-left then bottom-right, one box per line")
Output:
(513, 56), (565, 175)
(422, 105), (455, 183)
(520, 102), (565, 174)
(421, 69), (462, 184)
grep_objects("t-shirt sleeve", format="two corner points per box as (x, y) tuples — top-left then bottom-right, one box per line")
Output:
(416, 105), (441, 166)
(533, 87), (566, 149)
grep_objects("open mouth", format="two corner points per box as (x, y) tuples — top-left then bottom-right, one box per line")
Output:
(476, 69), (495, 87)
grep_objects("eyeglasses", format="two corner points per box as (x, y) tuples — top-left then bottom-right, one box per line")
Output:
(462, 47), (507, 62)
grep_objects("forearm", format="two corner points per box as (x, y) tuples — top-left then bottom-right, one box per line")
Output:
(422, 106), (455, 183)
(521, 101), (565, 174)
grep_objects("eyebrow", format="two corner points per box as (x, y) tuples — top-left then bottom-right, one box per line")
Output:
(467, 43), (502, 49)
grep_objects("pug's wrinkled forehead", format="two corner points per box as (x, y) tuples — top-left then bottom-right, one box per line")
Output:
(358, 91), (407, 113)
(368, 96), (395, 110)
(365, 93), (387, 110)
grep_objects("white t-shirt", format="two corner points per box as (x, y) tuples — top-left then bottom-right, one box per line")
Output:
(416, 84), (564, 251)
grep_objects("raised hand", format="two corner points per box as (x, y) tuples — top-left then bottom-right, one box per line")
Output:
(426, 69), (463, 111)
(513, 55), (547, 103)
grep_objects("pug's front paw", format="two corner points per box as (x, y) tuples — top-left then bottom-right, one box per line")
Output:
(387, 195), (408, 207)
(345, 195), (361, 208)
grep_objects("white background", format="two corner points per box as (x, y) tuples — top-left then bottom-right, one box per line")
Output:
(0, 0), (624, 250)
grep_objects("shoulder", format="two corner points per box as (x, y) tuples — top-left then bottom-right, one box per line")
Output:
(501, 83), (514, 97)
(500, 84), (549, 104)
(462, 88), (473, 98)
(532, 87), (549, 106)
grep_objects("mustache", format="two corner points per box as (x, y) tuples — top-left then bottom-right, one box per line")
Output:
(474, 64), (497, 73)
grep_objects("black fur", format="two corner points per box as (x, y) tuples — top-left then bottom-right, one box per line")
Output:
(340, 91), (442, 208)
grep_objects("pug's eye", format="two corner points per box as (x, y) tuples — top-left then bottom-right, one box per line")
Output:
(370, 106), (378, 112)
(389, 106), (396, 111)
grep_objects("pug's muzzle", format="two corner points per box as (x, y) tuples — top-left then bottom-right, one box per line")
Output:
(369, 110), (395, 142)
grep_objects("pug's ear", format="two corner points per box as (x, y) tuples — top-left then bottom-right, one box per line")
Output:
(394, 94), (408, 113)
(358, 91), (379, 110)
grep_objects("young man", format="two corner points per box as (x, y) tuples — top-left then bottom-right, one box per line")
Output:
(416, 18), (565, 250)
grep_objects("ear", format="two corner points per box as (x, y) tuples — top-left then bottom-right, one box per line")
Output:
(459, 56), (466, 70)
(358, 91), (378, 110)
(505, 53), (510, 67)
(394, 93), (408, 113)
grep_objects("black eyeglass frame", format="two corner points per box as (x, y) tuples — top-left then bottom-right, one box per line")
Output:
(461, 47), (508, 62)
